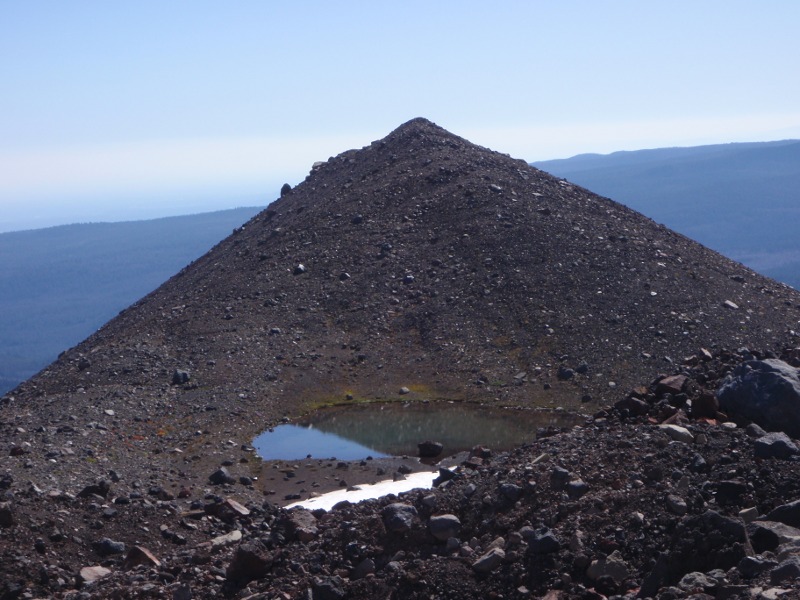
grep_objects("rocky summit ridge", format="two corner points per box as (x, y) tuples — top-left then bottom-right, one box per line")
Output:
(3, 118), (800, 598)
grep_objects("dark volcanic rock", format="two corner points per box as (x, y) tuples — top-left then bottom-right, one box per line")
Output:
(0, 502), (13, 527)
(209, 467), (236, 485)
(754, 431), (800, 459)
(718, 359), (800, 437)
(418, 440), (443, 458)
(766, 499), (800, 528)
(381, 503), (418, 533)
(226, 540), (273, 583)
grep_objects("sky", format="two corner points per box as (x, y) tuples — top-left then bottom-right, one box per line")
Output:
(1, 1), (799, 232)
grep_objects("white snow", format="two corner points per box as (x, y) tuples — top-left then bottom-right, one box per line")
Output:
(286, 470), (438, 511)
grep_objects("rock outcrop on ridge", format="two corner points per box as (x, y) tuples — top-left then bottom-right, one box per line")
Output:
(3, 118), (800, 598)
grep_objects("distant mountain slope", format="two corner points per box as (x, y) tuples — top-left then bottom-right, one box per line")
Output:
(533, 140), (800, 288)
(0, 206), (261, 393)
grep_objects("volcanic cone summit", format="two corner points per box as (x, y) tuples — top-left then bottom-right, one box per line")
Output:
(9, 117), (800, 423)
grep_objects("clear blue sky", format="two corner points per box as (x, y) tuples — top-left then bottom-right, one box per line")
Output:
(1, 1), (798, 231)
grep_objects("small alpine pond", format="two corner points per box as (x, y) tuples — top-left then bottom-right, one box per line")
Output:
(253, 402), (583, 461)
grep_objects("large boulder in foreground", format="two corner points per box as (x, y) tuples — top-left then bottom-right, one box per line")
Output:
(717, 359), (800, 437)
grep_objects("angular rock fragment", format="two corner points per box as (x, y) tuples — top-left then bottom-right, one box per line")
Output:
(78, 479), (111, 499)
(123, 546), (161, 569)
(92, 537), (125, 556)
(754, 432), (800, 459)
(312, 576), (346, 600)
(281, 508), (319, 542)
(767, 499), (800, 528)
(209, 467), (236, 485)
(428, 514), (461, 541)
(529, 528), (561, 554)
(472, 547), (505, 573)
(210, 529), (242, 549)
(226, 540), (273, 582)
(748, 520), (800, 553)
(381, 503), (418, 533)
(586, 550), (629, 582)
(79, 566), (112, 584)
(657, 374), (687, 396)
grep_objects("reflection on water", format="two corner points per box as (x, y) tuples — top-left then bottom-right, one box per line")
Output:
(254, 403), (582, 461)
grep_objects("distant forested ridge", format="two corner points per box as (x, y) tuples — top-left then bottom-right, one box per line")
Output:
(0, 206), (261, 394)
(534, 140), (800, 289)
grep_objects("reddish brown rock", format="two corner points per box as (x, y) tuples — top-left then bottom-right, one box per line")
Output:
(656, 374), (687, 396)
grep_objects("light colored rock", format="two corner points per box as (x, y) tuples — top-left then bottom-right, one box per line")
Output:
(659, 424), (694, 444)
(586, 550), (629, 582)
(740, 507), (760, 523)
(79, 566), (112, 584)
(472, 547), (505, 573)
(211, 529), (242, 549)
(429, 514), (461, 541)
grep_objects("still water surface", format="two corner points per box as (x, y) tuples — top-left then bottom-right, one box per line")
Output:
(254, 402), (582, 461)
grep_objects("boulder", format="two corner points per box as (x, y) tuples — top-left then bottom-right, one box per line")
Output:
(78, 479), (111, 499)
(766, 499), (800, 528)
(210, 529), (242, 549)
(666, 510), (747, 578)
(472, 547), (505, 573)
(529, 527), (561, 554)
(717, 359), (800, 437)
(418, 440), (443, 458)
(499, 482), (523, 501)
(171, 369), (191, 385)
(312, 576), (346, 600)
(657, 374), (687, 396)
(586, 550), (629, 582)
(92, 538), (125, 556)
(281, 508), (319, 542)
(381, 503), (418, 533)
(770, 556), (800, 585)
(428, 514), (461, 541)
(205, 497), (251, 523)
(79, 566), (112, 584)
(738, 555), (778, 578)
(659, 424), (694, 444)
(754, 432), (800, 459)
(209, 467), (236, 485)
(226, 541), (273, 582)
(748, 520), (800, 553)
(566, 479), (589, 500)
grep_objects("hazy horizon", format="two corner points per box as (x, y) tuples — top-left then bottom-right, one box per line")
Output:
(2, 2), (798, 234)
(3, 134), (799, 234)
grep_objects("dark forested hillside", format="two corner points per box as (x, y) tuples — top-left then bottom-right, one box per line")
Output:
(0, 206), (261, 393)
(534, 140), (800, 288)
